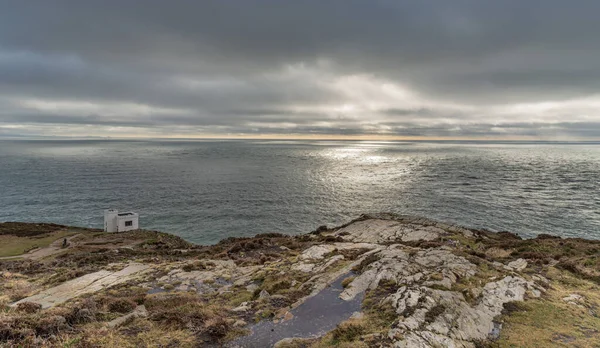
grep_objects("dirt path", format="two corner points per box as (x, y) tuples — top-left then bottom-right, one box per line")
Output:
(0, 234), (81, 260)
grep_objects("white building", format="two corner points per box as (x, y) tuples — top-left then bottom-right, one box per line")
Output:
(104, 209), (139, 232)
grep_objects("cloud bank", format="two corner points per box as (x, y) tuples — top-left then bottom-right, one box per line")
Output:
(1, 0), (600, 139)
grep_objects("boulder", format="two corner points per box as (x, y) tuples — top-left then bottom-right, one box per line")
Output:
(505, 259), (528, 272)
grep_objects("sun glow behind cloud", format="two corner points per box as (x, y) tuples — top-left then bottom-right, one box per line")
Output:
(1, 1), (600, 140)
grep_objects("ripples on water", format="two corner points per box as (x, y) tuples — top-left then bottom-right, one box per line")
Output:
(0, 140), (598, 243)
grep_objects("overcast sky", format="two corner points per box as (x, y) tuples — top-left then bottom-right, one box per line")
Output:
(1, 1), (600, 139)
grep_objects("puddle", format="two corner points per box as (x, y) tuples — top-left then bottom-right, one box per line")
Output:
(214, 277), (232, 286)
(147, 287), (167, 295)
(229, 272), (363, 348)
(489, 322), (502, 339)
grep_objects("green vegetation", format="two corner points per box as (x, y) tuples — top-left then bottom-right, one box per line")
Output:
(222, 289), (253, 307)
(0, 230), (77, 257)
(491, 268), (600, 347)
(341, 276), (355, 288)
(351, 253), (381, 274)
(330, 323), (366, 344)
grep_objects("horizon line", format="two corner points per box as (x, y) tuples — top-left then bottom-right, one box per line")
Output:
(1, 133), (600, 142)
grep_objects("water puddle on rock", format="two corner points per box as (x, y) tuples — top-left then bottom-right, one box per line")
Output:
(147, 287), (167, 295)
(229, 272), (363, 348)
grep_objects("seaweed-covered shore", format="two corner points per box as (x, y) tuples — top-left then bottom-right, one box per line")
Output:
(1, 214), (599, 347)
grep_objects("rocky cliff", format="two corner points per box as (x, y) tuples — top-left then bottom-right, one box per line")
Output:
(1, 214), (599, 347)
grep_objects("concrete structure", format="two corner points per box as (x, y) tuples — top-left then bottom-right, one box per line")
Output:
(104, 209), (139, 232)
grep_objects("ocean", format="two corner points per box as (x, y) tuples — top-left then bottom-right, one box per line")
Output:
(0, 139), (598, 244)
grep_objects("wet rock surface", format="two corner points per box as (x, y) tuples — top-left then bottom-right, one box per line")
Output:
(229, 272), (364, 348)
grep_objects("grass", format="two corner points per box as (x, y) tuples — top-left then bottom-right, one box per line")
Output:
(222, 289), (253, 307)
(307, 315), (386, 348)
(351, 253), (381, 274)
(0, 275), (36, 302)
(0, 230), (77, 257)
(341, 276), (355, 288)
(451, 261), (502, 304)
(76, 320), (198, 348)
(251, 269), (311, 302)
(424, 304), (446, 324)
(492, 267), (600, 347)
(330, 323), (366, 344)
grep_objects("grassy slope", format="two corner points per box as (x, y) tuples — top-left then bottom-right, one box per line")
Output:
(0, 230), (77, 257)
(494, 267), (600, 348)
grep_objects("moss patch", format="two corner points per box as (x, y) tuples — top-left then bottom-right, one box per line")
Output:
(493, 268), (600, 348)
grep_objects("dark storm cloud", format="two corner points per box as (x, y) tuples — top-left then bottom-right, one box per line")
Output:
(1, 0), (600, 138)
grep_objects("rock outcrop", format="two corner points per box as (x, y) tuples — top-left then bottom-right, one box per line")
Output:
(388, 276), (540, 347)
(2, 214), (599, 347)
(11, 263), (150, 309)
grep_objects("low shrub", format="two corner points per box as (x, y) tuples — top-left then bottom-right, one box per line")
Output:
(352, 253), (381, 274)
(330, 323), (366, 343)
(108, 298), (137, 314)
(15, 302), (42, 314)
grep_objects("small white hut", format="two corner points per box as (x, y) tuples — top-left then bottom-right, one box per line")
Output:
(104, 209), (139, 232)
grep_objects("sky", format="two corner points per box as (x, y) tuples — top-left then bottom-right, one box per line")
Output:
(1, 1), (600, 140)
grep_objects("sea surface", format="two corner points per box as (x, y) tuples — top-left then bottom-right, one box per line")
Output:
(0, 140), (599, 244)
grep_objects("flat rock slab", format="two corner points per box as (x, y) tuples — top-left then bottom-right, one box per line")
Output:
(300, 243), (379, 260)
(12, 263), (150, 309)
(335, 219), (447, 244)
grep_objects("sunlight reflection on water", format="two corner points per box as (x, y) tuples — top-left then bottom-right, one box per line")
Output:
(1, 140), (599, 244)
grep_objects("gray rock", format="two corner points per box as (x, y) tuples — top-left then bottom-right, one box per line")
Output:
(11, 263), (151, 309)
(505, 259), (528, 272)
(292, 263), (315, 273)
(334, 219), (446, 244)
(529, 289), (542, 298)
(562, 293), (585, 307)
(300, 243), (378, 260)
(314, 255), (345, 272)
(107, 305), (148, 328)
(340, 247), (477, 301)
(350, 311), (365, 320)
(384, 274), (542, 347)
(259, 289), (271, 299)
(233, 319), (247, 328)
(232, 303), (251, 312)
(532, 274), (550, 285)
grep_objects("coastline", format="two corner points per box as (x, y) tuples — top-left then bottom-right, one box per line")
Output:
(1, 214), (599, 347)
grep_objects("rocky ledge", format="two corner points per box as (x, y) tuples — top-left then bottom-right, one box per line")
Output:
(1, 214), (599, 347)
